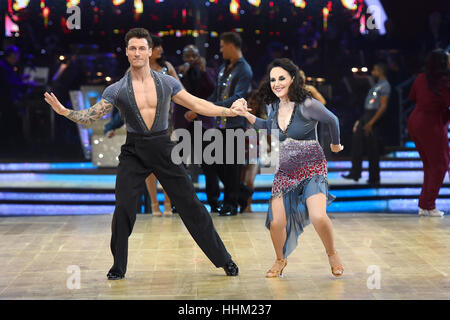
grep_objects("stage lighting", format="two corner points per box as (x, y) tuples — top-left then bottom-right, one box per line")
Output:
(13, 0), (30, 11)
(134, 0), (143, 14)
(105, 77), (112, 82)
(351, 67), (358, 73)
(291, 0), (306, 9)
(248, 0), (261, 7)
(67, 0), (80, 8)
(361, 67), (368, 72)
(230, 0), (240, 15)
(59, 55), (65, 61)
(341, 0), (357, 10)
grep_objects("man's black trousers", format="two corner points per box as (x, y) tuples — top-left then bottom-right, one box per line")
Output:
(108, 130), (232, 276)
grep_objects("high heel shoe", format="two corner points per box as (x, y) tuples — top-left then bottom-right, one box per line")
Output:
(163, 204), (173, 217)
(265, 258), (287, 278)
(327, 250), (344, 277)
(151, 203), (162, 216)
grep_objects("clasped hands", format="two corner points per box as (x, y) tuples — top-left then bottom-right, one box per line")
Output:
(230, 98), (250, 116)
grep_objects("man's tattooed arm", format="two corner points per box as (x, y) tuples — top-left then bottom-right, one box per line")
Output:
(66, 99), (114, 125)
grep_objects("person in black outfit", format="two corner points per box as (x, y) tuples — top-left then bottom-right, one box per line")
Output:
(44, 28), (239, 280)
(208, 32), (254, 216)
(342, 63), (391, 185)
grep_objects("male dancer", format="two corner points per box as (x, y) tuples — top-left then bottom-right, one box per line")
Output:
(44, 28), (240, 280)
(208, 32), (254, 216)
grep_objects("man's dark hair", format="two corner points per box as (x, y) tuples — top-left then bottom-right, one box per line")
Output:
(220, 32), (242, 49)
(125, 28), (153, 48)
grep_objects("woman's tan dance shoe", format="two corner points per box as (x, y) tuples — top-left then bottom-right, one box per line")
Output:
(327, 250), (344, 277)
(151, 203), (162, 216)
(266, 258), (288, 278)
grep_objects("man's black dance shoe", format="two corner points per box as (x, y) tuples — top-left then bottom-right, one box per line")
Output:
(223, 260), (239, 276)
(341, 173), (360, 182)
(218, 204), (237, 216)
(107, 271), (125, 280)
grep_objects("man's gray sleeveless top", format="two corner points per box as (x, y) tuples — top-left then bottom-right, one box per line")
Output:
(101, 69), (182, 134)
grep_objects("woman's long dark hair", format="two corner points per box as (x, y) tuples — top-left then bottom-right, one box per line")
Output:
(256, 58), (311, 106)
(150, 35), (167, 68)
(425, 49), (450, 96)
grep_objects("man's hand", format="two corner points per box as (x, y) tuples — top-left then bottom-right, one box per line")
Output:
(197, 57), (207, 73)
(330, 144), (344, 153)
(44, 92), (69, 116)
(230, 98), (250, 116)
(363, 122), (373, 136)
(106, 130), (116, 138)
(178, 63), (190, 74)
(353, 120), (360, 134)
(184, 111), (197, 122)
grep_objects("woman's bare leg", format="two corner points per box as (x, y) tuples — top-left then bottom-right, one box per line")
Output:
(269, 196), (287, 260)
(145, 174), (161, 215)
(244, 164), (258, 212)
(163, 189), (172, 215)
(306, 193), (342, 271)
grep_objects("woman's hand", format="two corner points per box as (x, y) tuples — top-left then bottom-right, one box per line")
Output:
(330, 144), (344, 153)
(230, 98), (250, 116)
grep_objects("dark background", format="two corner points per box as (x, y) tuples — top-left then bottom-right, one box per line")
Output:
(0, 0), (448, 162)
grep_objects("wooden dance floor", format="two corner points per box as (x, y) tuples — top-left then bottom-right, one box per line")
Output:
(0, 212), (449, 300)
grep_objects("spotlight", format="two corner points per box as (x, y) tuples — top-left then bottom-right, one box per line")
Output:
(361, 67), (368, 72)
(59, 55), (65, 61)
(351, 67), (358, 73)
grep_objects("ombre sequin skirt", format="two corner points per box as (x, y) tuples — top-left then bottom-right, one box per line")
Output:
(266, 138), (336, 258)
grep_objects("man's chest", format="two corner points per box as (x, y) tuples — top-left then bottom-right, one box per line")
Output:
(132, 80), (157, 110)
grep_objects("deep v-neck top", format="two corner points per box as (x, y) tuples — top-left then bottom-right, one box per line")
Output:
(101, 69), (183, 134)
(276, 104), (296, 133)
(251, 98), (341, 144)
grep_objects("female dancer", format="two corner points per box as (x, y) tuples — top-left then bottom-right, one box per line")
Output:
(105, 35), (180, 216)
(231, 58), (344, 278)
(407, 49), (450, 217)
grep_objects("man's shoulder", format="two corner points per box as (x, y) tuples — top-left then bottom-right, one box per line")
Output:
(107, 74), (127, 88)
(102, 76), (126, 102)
(239, 58), (253, 75)
(155, 71), (177, 84)
(381, 80), (391, 90)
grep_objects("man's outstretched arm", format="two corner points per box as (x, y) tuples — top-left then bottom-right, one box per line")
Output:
(44, 92), (113, 125)
(172, 89), (239, 118)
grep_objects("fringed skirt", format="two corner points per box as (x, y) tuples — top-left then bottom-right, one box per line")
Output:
(266, 138), (336, 258)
